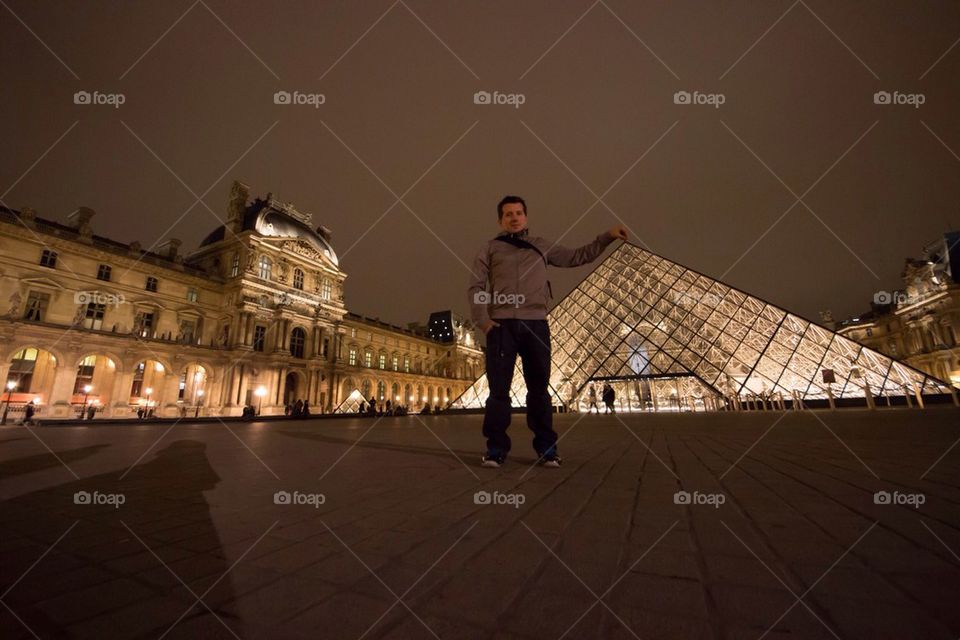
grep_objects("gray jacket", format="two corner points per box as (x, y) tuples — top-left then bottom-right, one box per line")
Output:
(467, 230), (616, 325)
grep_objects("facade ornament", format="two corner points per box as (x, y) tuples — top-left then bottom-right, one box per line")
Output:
(7, 291), (22, 318)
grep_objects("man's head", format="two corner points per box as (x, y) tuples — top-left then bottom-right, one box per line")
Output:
(497, 195), (527, 233)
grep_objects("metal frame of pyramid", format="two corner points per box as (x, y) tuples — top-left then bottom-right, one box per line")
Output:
(452, 242), (954, 410)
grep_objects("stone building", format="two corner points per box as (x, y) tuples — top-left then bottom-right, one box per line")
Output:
(835, 231), (960, 388)
(0, 181), (482, 419)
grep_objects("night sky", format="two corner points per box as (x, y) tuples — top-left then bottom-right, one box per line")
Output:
(3, 1), (958, 329)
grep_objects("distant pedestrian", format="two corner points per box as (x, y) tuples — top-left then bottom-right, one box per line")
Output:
(294, 399), (304, 417)
(602, 384), (616, 414)
(587, 384), (599, 413)
(86, 404), (96, 420)
(302, 401), (310, 416)
(24, 402), (36, 425)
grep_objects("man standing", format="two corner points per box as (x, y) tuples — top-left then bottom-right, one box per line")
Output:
(468, 195), (627, 468)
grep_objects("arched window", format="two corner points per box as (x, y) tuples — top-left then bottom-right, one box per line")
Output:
(362, 379), (372, 399)
(258, 256), (272, 280)
(363, 350), (372, 368)
(9, 348), (40, 393)
(293, 268), (304, 290)
(290, 327), (306, 359)
(377, 380), (386, 402)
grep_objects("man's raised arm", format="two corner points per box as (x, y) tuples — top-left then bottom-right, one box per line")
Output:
(545, 225), (628, 268)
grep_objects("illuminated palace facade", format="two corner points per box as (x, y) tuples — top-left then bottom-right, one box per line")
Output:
(0, 182), (482, 419)
(835, 231), (960, 388)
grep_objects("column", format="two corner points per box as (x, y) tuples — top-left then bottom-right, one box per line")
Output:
(49, 365), (79, 417)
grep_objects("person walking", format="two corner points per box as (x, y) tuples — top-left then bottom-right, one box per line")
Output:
(587, 384), (599, 413)
(468, 195), (626, 468)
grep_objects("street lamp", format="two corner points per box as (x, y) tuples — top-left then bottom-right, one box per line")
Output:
(255, 386), (267, 416)
(1, 380), (17, 425)
(81, 384), (93, 419)
(195, 389), (204, 418)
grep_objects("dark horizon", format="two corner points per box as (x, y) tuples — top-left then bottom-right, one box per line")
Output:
(3, 0), (959, 328)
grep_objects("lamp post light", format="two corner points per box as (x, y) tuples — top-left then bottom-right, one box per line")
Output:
(255, 386), (267, 416)
(195, 389), (204, 418)
(1, 380), (17, 425)
(82, 384), (94, 419)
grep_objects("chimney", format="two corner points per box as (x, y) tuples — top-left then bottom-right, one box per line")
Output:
(67, 207), (95, 242)
(226, 180), (250, 234)
(157, 238), (182, 261)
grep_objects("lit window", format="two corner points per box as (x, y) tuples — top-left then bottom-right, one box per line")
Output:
(258, 256), (272, 280)
(364, 351), (372, 367)
(186, 288), (198, 303)
(378, 353), (386, 369)
(349, 347), (357, 366)
(230, 253), (240, 278)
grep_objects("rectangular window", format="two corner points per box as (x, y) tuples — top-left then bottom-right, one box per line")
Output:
(348, 347), (357, 366)
(403, 356), (410, 373)
(96, 264), (111, 281)
(253, 325), (266, 352)
(136, 312), (154, 338)
(391, 355), (398, 371)
(363, 351), (372, 367)
(187, 288), (198, 302)
(145, 277), (158, 292)
(230, 253), (240, 278)
(378, 353), (386, 369)
(39, 249), (57, 268)
(322, 338), (329, 358)
(83, 303), (105, 331)
(23, 291), (50, 322)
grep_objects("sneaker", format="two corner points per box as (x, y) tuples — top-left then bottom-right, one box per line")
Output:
(481, 453), (505, 468)
(538, 455), (562, 468)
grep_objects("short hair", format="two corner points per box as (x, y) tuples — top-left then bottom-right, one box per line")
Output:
(497, 195), (526, 220)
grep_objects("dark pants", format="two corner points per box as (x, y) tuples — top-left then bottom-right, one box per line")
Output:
(482, 319), (558, 458)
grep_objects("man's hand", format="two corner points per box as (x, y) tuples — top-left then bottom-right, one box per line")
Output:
(481, 320), (500, 335)
(608, 225), (628, 241)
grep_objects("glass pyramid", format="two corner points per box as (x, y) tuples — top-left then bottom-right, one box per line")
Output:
(452, 242), (954, 411)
